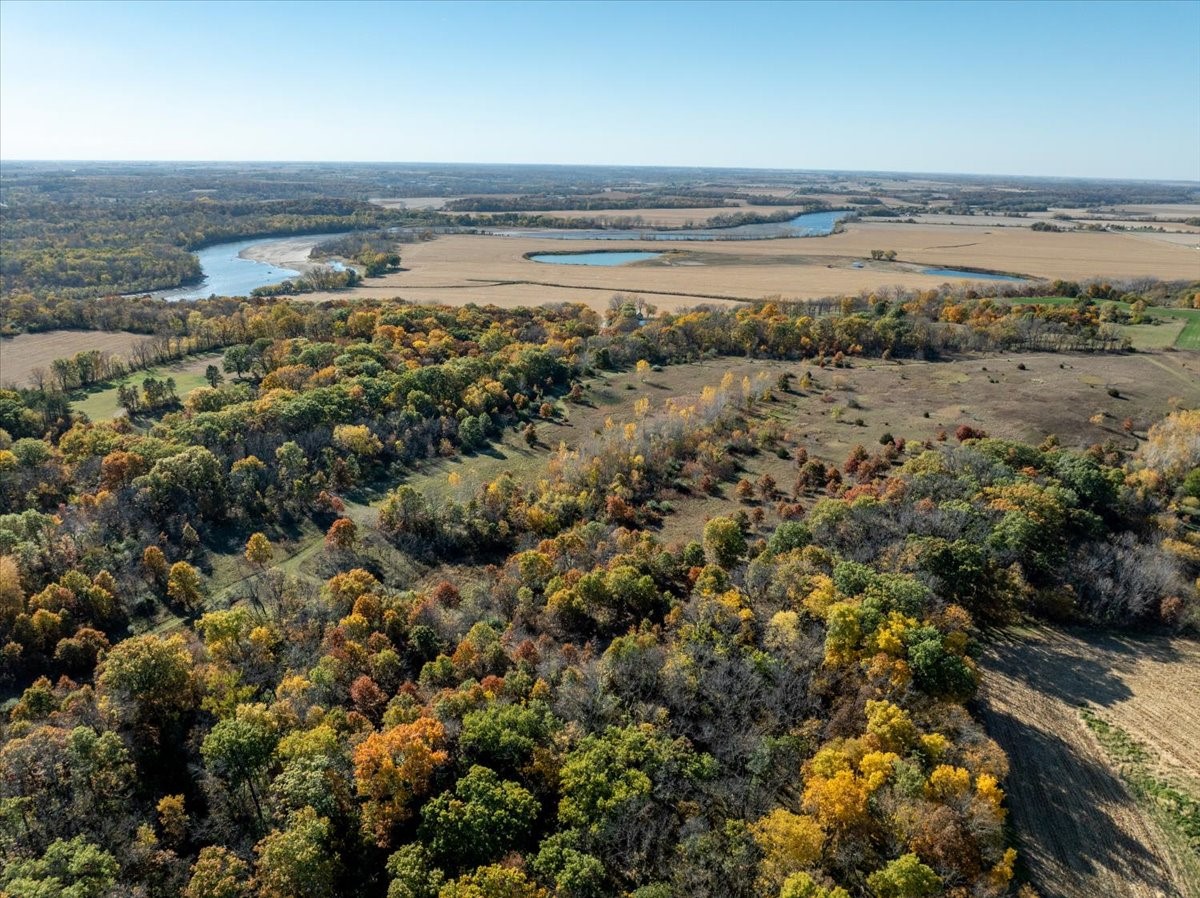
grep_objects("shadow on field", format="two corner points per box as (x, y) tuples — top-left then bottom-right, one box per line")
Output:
(982, 705), (1179, 898)
(982, 627), (1183, 711)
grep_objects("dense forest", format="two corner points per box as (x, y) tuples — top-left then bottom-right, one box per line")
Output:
(1, 288), (1196, 897)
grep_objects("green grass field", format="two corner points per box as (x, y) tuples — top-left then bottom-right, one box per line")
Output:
(1005, 297), (1200, 350)
(72, 353), (222, 421)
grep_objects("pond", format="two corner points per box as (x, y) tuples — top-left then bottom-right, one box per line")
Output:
(528, 251), (664, 266)
(492, 209), (851, 241)
(155, 233), (343, 300)
(921, 267), (1026, 282)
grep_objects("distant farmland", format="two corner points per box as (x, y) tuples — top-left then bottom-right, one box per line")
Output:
(288, 221), (1200, 310)
(0, 329), (151, 387)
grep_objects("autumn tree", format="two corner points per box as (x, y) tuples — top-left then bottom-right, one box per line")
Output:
(245, 532), (273, 567)
(703, 517), (747, 569)
(866, 854), (941, 898)
(751, 808), (825, 891)
(143, 545), (170, 587)
(325, 518), (358, 552)
(438, 865), (547, 898)
(98, 633), (197, 740)
(167, 561), (205, 612)
(353, 717), (450, 846)
(184, 846), (250, 898)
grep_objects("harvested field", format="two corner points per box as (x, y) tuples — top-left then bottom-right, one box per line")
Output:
(368, 196), (448, 209)
(291, 220), (1200, 311)
(1111, 203), (1200, 219)
(0, 329), (151, 387)
(909, 212), (1200, 235)
(979, 627), (1200, 898)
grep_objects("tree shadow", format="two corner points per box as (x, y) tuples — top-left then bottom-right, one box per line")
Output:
(982, 626), (1183, 711)
(979, 704), (1180, 897)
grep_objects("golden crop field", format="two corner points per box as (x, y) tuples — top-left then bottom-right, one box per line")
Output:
(294, 220), (1200, 311)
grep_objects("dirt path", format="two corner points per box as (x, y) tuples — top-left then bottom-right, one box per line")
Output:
(979, 627), (1199, 898)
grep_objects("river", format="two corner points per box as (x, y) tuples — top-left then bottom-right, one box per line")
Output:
(156, 233), (343, 300)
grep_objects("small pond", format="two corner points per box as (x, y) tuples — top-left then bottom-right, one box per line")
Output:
(921, 267), (1026, 282)
(528, 251), (664, 266)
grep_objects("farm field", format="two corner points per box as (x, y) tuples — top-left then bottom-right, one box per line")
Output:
(0, 329), (152, 387)
(71, 352), (222, 421)
(291, 220), (1200, 310)
(979, 627), (1200, 898)
(909, 212), (1200, 238)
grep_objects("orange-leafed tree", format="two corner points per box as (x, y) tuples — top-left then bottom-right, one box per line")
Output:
(353, 716), (449, 847)
(325, 518), (358, 551)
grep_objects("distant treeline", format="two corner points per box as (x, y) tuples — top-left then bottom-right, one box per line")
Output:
(444, 193), (727, 213)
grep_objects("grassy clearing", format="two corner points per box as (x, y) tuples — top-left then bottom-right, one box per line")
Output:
(72, 352), (222, 421)
(1006, 296), (1200, 350)
(1081, 708), (1200, 893)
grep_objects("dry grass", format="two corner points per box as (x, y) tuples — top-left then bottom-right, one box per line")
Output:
(1110, 203), (1200, 219)
(979, 627), (1200, 898)
(350, 350), (1200, 551)
(291, 220), (1200, 312)
(649, 350), (1200, 543)
(0, 330), (151, 388)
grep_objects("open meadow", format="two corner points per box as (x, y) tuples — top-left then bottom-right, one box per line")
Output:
(192, 348), (1199, 606)
(70, 352), (222, 420)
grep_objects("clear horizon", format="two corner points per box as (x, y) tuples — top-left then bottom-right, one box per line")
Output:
(2, 159), (1197, 186)
(2, 0), (1198, 181)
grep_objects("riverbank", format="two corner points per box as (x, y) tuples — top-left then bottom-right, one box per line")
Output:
(237, 233), (346, 270)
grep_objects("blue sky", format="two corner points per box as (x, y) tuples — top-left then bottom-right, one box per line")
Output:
(1, 0), (1197, 179)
